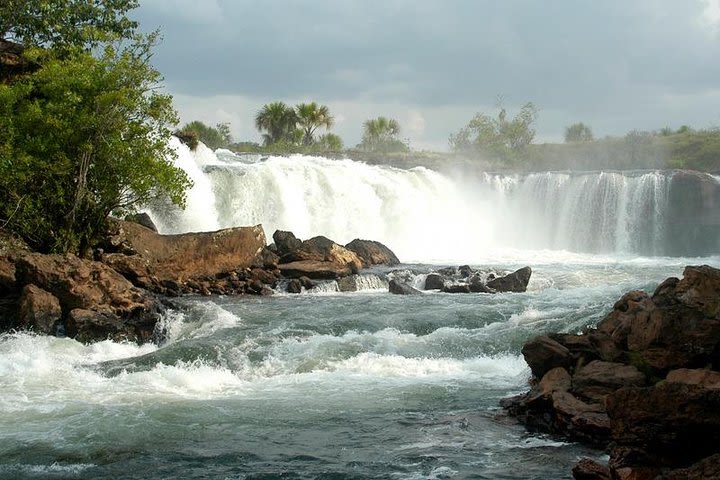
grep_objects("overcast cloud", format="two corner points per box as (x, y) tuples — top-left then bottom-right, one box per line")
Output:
(134, 0), (720, 150)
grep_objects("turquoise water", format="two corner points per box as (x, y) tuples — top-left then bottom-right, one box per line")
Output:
(0, 258), (705, 479)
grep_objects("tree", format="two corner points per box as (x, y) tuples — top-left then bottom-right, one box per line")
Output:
(316, 133), (344, 151)
(0, 38), (190, 254)
(255, 101), (299, 146)
(359, 116), (408, 152)
(449, 102), (538, 162)
(1, 0), (139, 51)
(295, 102), (334, 146)
(179, 120), (232, 150)
(564, 122), (594, 142)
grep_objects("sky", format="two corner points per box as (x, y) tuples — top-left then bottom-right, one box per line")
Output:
(134, 0), (720, 151)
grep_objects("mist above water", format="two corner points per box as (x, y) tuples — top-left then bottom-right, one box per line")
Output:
(148, 138), (719, 262)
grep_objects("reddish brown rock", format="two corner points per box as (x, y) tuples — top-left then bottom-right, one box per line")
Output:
(572, 458), (611, 480)
(18, 284), (61, 334)
(665, 368), (720, 389)
(344, 239), (400, 266)
(279, 260), (356, 280)
(572, 361), (645, 402)
(0, 256), (16, 291)
(103, 220), (266, 283)
(521, 335), (572, 378)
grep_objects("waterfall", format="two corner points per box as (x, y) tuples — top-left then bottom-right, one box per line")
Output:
(146, 140), (719, 260)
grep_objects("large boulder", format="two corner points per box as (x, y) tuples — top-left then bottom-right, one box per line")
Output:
(101, 220), (267, 294)
(14, 253), (161, 343)
(345, 239), (400, 266)
(273, 230), (302, 258)
(278, 236), (363, 279)
(18, 284), (62, 335)
(521, 335), (572, 378)
(487, 266), (532, 293)
(389, 279), (422, 295)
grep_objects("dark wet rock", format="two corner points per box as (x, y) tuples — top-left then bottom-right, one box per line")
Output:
(389, 279), (421, 295)
(299, 276), (316, 290)
(424, 273), (445, 290)
(572, 361), (646, 402)
(286, 279), (303, 294)
(572, 458), (611, 480)
(468, 275), (494, 293)
(487, 266), (532, 293)
(657, 453), (720, 480)
(458, 265), (473, 278)
(442, 284), (471, 294)
(0, 256), (16, 291)
(345, 239), (400, 266)
(337, 275), (359, 292)
(273, 230), (302, 257)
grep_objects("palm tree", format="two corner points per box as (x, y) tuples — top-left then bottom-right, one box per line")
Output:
(255, 102), (298, 146)
(359, 116), (403, 152)
(295, 102), (334, 146)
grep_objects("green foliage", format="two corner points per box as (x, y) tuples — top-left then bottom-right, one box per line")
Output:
(1, 0), (139, 51)
(564, 122), (594, 143)
(450, 102), (538, 163)
(315, 133), (344, 151)
(295, 102), (334, 146)
(663, 129), (720, 171)
(255, 101), (299, 146)
(0, 40), (191, 254)
(178, 120), (232, 150)
(359, 116), (409, 152)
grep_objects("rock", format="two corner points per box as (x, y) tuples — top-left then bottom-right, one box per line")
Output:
(665, 368), (720, 389)
(18, 284), (61, 335)
(521, 335), (572, 378)
(338, 275), (359, 292)
(66, 308), (159, 344)
(103, 221), (266, 284)
(299, 276), (316, 290)
(551, 391), (611, 446)
(486, 266), (532, 293)
(442, 283), (471, 294)
(458, 265), (473, 278)
(14, 253), (161, 343)
(607, 382), (720, 472)
(389, 279), (421, 295)
(537, 366), (572, 397)
(424, 273), (445, 290)
(273, 230), (302, 257)
(572, 458), (611, 480)
(657, 453), (720, 480)
(0, 256), (16, 291)
(285, 236), (363, 272)
(469, 274), (494, 293)
(345, 239), (400, 266)
(286, 279), (302, 294)
(254, 247), (280, 269)
(572, 361), (645, 402)
(125, 212), (157, 232)
(279, 260), (357, 280)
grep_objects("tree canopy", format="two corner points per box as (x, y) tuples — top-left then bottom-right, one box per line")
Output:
(295, 102), (334, 146)
(449, 102), (538, 162)
(358, 117), (408, 152)
(0, 1), (190, 254)
(564, 122), (594, 143)
(178, 120), (232, 150)
(255, 101), (299, 146)
(1, 0), (139, 51)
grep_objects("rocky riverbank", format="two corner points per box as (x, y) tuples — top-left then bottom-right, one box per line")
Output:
(501, 264), (720, 479)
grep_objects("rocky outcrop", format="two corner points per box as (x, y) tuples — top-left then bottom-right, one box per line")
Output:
(100, 220), (274, 295)
(345, 239), (400, 267)
(422, 265), (531, 294)
(12, 253), (162, 343)
(501, 265), (720, 479)
(275, 233), (364, 280)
